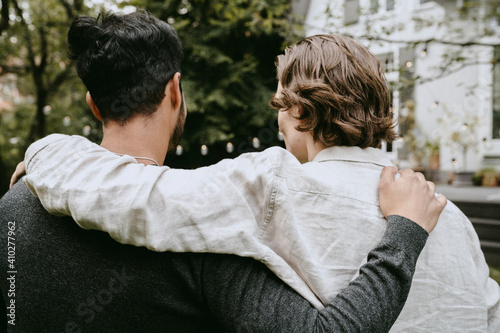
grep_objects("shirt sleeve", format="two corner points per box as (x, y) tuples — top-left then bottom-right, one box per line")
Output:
(200, 215), (428, 333)
(23, 134), (278, 254)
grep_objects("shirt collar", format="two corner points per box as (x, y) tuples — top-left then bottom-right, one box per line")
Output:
(311, 146), (393, 167)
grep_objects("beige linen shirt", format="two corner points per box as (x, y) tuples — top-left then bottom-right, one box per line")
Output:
(25, 134), (500, 332)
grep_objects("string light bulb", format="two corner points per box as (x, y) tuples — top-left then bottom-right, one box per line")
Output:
(176, 145), (183, 156)
(252, 137), (260, 149)
(63, 116), (71, 127)
(43, 105), (51, 115)
(200, 145), (208, 156)
(226, 142), (234, 153)
(83, 125), (91, 136)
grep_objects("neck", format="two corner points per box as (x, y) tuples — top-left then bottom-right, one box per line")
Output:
(306, 138), (327, 162)
(100, 116), (170, 166)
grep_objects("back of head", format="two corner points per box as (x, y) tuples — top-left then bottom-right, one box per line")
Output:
(67, 11), (183, 124)
(271, 34), (395, 148)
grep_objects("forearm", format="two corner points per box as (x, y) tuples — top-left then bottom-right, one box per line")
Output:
(23, 135), (271, 253)
(203, 215), (428, 333)
(24, 134), (163, 246)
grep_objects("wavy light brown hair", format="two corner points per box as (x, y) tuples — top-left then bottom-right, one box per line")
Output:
(270, 34), (395, 148)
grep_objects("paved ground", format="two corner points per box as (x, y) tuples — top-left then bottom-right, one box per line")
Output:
(436, 185), (500, 204)
(435, 185), (500, 267)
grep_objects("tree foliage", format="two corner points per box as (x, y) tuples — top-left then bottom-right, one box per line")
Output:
(0, 0), (302, 196)
(131, 0), (301, 168)
(0, 0), (107, 196)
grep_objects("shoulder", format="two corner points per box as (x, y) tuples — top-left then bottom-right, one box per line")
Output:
(432, 199), (482, 247)
(210, 146), (299, 177)
(0, 180), (39, 215)
(238, 146), (301, 169)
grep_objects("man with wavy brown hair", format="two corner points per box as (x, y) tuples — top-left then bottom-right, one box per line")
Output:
(22, 33), (499, 332)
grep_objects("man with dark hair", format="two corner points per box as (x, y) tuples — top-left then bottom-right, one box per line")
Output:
(19, 13), (497, 332)
(2, 11), (446, 332)
(68, 12), (184, 124)
(68, 11), (186, 157)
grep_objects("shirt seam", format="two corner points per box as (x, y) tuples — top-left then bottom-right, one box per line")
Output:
(315, 159), (389, 168)
(258, 150), (280, 241)
(25, 134), (69, 170)
(286, 188), (381, 208)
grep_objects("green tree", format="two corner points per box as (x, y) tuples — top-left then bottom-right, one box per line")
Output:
(0, 0), (103, 196)
(133, 0), (301, 168)
(0, 0), (303, 197)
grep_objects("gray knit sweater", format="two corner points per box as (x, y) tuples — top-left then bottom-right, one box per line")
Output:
(0, 182), (427, 332)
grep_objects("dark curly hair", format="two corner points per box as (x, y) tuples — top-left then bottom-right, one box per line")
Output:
(270, 34), (395, 148)
(67, 11), (183, 124)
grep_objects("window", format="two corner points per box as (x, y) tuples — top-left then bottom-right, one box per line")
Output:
(398, 47), (415, 105)
(345, 0), (359, 25)
(376, 52), (395, 73)
(493, 46), (500, 139)
(370, 0), (379, 14)
(386, 0), (395, 11)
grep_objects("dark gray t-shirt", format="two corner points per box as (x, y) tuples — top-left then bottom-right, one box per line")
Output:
(0, 182), (427, 332)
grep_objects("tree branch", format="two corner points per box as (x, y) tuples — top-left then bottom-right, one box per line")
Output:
(0, 64), (27, 75)
(0, 0), (9, 33)
(48, 64), (73, 97)
(38, 25), (48, 73)
(359, 35), (499, 48)
(74, 0), (83, 12)
(303, 20), (500, 48)
(57, 0), (74, 20)
(11, 0), (41, 84)
(415, 60), (492, 84)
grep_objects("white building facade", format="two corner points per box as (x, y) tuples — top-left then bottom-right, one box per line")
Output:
(296, 0), (500, 175)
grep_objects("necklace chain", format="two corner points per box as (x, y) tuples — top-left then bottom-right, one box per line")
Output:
(115, 153), (159, 166)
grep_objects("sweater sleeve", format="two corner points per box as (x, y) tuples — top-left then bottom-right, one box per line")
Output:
(201, 215), (428, 333)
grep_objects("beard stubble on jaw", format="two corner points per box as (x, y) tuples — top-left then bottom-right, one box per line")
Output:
(168, 97), (186, 154)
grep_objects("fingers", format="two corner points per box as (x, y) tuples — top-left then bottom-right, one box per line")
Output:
(380, 166), (398, 184)
(9, 172), (17, 189)
(427, 181), (435, 192)
(9, 161), (26, 189)
(436, 194), (448, 208)
(415, 172), (426, 182)
(399, 169), (415, 177)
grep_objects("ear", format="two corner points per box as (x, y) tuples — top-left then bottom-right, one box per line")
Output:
(297, 105), (304, 118)
(167, 72), (182, 111)
(290, 105), (304, 119)
(86, 92), (102, 121)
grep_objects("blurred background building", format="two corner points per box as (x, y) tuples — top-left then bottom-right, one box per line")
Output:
(297, 0), (500, 181)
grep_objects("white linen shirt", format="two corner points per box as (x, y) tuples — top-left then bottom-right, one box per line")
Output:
(24, 134), (500, 332)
